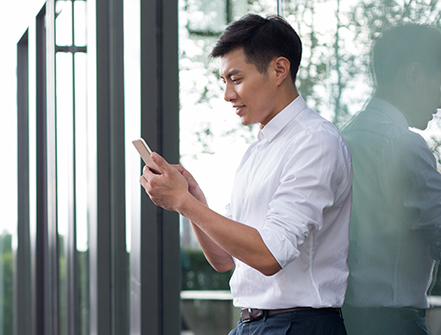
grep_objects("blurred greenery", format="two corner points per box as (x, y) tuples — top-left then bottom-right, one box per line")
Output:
(0, 233), (90, 335)
(181, 249), (232, 290)
(0, 234), (12, 335)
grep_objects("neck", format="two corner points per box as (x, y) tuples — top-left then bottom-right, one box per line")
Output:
(260, 86), (300, 129)
(374, 89), (414, 126)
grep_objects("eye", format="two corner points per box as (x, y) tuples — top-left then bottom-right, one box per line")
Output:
(232, 78), (241, 84)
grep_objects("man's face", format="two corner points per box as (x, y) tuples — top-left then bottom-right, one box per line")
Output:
(219, 48), (280, 127)
(412, 71), (441, 130)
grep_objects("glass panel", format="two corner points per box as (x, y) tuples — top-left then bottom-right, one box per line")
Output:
(74, 1), (87, 46)
(1, 22), (21, 335)
(276, 0), (369, 127)
(185, 0), (227, 33)
(56, 51), (74, 335)
(56, 1), (73, 46)
(74, 51), (89, 335)
(124, 1), (140, 331)
(180, 0), (441, 334)
(124, 0), (141, 256)
(279, 0), (441, 333)
(179, 0), (249, 334)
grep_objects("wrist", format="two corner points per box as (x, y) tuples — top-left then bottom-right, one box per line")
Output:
(177, 191), (203, 219)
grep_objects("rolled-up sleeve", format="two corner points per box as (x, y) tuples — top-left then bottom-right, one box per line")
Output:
(258, 129), (352, 268)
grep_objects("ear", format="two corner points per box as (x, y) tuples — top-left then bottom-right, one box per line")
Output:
(272, 57), (291, 86)
(405, 62), (424, 90)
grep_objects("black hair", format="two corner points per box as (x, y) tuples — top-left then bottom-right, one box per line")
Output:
(372, 23), (441, 88)
(210, 14), (302, 84)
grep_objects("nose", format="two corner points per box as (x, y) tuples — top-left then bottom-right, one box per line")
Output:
(224, 83), (237, 102)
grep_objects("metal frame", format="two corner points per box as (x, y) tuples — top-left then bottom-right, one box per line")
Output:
(45, 1), (59, 334)
(16, 29), (33, 335)
(16, 0), (180, 334)
(131, 0), (181, 333)
(88, 0), (129, 334)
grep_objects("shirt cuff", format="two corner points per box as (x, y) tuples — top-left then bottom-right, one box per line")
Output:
(258, 226), (300, 268)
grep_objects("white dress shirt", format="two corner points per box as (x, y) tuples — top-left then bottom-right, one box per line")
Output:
(225, 95), (353, 310)
(342, 98), (441, 309)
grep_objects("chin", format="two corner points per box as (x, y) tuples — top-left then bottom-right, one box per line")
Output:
(240, 118), (252, 126)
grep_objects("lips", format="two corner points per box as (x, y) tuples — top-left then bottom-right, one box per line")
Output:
(233, 105), (246, 115)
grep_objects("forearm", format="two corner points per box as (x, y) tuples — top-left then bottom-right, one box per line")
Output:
(187, 190), (235, 272)
(190, 221), (235, 272)
(141, 155), (280, 275)
(179, 194), (281, 276)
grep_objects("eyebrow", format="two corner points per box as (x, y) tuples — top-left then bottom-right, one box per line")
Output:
(220, 69), (242, 80)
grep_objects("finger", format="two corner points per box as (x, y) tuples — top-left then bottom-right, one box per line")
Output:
(142, 165), (155, 180)
(139, 175), (149, 194)
(171, 164), (186, 174)
(151, 152), (172, 173)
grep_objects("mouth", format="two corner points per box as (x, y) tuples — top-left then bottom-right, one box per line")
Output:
(233, 105), (246, 116)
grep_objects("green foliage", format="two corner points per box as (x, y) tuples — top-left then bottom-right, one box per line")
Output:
(0, 234), (13, 335)
(182, 249), (232, 290)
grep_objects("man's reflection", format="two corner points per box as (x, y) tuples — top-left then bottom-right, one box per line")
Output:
(342, 23), (441, 334)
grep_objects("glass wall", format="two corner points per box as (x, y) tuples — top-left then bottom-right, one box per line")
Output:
(179, 0), (441, 334)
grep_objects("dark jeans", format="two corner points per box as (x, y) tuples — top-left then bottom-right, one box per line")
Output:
(342, 305), (429, 335)
(228, 309), (347, 335)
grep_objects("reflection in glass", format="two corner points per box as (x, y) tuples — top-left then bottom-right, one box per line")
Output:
(342, 23), (441, 335)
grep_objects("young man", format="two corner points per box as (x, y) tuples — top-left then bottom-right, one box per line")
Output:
(141, 14), (352, 334)
(341, 24), (441, 334)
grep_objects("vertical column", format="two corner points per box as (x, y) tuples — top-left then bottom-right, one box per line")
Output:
(159, 0), (181, 333)
(109, 0), (128, 333)
(16, 30), (33, 335)
(89, 0), (112, 332)
(66, 4), (79, 335)
(138, 1), (161, 333)
(89, 0), (128, 333)
(134, 0), (180, 333)
(45, 0), (59, 334)
(35, 7), (47, 335)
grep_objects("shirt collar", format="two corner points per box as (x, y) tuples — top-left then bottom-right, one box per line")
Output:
(367, 97), (411, 128)
(258, 95), (307, 143)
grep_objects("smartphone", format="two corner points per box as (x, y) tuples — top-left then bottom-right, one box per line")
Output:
(132, 138), (161, 174)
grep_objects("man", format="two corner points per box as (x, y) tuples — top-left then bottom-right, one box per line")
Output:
(341, 23), (441, 334)
(141, 14), (352, 334)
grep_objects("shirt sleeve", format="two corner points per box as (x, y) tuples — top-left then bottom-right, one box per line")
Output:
(397, 132), (441, 260)
(258, 128), (352, 268)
